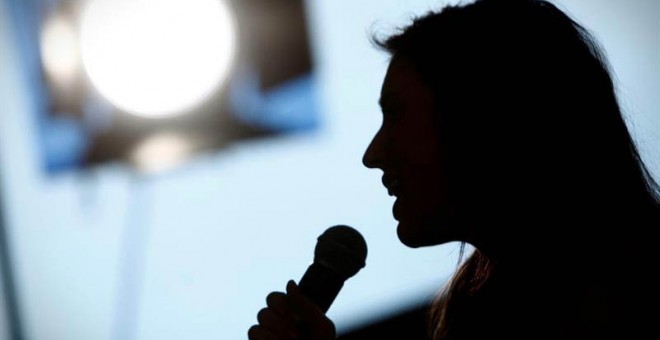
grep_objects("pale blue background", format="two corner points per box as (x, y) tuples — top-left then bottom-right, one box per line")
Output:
(1, 0), (658, 339)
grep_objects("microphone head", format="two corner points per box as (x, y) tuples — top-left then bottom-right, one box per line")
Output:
(314, 225), (367, 279)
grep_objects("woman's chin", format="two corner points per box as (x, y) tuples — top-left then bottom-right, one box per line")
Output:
(396, 220), (432, 248)
(397, 224), (422, 248)
(396, 217), (456, 248)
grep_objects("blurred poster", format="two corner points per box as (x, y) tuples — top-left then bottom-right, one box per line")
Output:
(9, 0), (319, 174)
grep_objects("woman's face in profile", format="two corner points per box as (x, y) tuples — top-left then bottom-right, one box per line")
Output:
(363, 56), (454, 248)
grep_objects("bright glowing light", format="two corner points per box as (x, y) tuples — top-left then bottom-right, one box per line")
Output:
(80, 0), (237, 118)
(41, 15), (80, 84)
(130, 133), (193, 173)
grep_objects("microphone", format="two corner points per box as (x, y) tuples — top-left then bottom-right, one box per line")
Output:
(298, 225), (368, 313)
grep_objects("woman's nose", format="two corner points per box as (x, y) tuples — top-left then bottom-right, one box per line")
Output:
(362, 129), (384, 169)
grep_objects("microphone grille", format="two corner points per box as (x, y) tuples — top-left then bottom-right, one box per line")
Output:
(314, 225), (367, 279)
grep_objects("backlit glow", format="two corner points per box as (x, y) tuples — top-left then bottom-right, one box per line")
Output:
(80, 0), (237, 118)
(41, 15), (80, 84)
(130, 133), (193, 173)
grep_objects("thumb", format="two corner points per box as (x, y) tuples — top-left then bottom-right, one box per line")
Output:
(286, 280), (324, 319)
(286, 280), (336, 339)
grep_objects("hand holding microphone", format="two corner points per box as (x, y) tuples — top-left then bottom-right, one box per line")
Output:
(248, 225), (367, 340)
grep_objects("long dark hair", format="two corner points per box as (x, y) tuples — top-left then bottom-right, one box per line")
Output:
(374, 0), (659, 339)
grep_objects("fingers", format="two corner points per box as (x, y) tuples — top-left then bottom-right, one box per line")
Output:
(286, 280), (323, 320)
(286, 280), (316, 314)
(257, 307), (299, 339)
(249, 281), (336, 340)
(286, 281), (336, 336)
(266, 292), (295, 322)
(247, 324), (279, 340)
(249, 290), (299, 340)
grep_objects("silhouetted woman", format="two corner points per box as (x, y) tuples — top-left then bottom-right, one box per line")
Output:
(249, 0), (659, 339)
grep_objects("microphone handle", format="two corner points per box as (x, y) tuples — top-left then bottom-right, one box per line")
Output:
(298, 262), (345, 313)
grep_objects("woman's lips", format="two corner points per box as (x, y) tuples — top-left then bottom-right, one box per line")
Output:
(382, 175), (401, 197)
(393, 198), (401, 220)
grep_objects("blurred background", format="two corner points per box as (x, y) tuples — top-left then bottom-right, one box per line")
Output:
(0, 0), (657, 339)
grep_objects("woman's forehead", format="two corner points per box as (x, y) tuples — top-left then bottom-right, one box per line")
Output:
(380, 56), (430, 104)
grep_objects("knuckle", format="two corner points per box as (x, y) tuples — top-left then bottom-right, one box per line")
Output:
(247, 325), (260, 339)
(266, 292), (285, 306)
(311, 317), (335, 334)
(256, 308), (270, 323)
